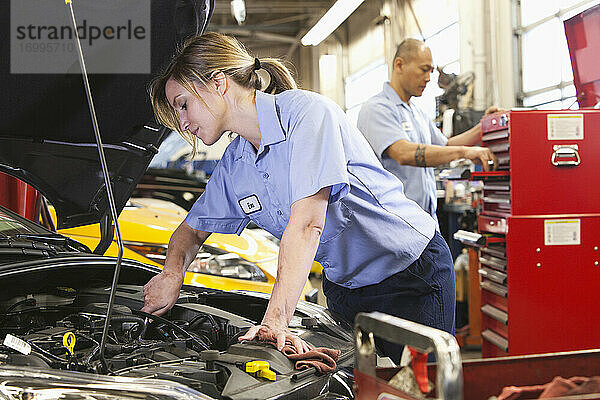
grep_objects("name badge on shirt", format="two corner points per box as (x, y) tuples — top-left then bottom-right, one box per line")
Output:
(401, 121), (413, 132)
(239, 195), (262, 214)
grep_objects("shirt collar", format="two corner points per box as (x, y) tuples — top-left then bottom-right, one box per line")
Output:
(383, 82), (412, 110)
(235, 90), (286, 161)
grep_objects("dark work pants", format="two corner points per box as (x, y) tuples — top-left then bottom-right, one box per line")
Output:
(322, 231), (455, 363)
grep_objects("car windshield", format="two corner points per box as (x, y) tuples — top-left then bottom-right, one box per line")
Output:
(0, 208), (46, 238)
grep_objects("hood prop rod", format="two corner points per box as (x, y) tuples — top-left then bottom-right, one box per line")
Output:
(65, 0), (125, 371)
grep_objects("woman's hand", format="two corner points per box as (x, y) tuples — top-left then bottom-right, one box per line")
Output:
(141, 269), (184, 316)
(238, 323), (312, 354)
(141, 221), (210, 316)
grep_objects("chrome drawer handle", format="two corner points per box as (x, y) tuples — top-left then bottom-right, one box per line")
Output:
(552, 144), (580, 166)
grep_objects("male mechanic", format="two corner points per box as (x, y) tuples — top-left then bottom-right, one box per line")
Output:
(358, 38), (498, 220)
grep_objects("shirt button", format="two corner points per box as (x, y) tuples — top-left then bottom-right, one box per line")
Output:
(277, 210), (283, 216)
(345, 282), (352, 287)
(263, 172), (269, 179)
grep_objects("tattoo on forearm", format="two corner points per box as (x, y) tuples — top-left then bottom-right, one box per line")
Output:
(415, 144), (426, 167)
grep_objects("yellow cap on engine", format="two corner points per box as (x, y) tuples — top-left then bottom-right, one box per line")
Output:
(245, 360), (276, 381)
(62, 332), (76, 355)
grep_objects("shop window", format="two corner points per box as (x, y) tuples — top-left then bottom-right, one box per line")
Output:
(520, 0), (559, 26)
(522, 19), (564, 92)
(411, 0), (458, 38)
(319, 54), (338, 102)
(344, 59), (388, 126)
(517, 0), (599, 107)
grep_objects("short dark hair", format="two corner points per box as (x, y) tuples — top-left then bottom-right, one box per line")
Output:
(393, 38), (426, 63)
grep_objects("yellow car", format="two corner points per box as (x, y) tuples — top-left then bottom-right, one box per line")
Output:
(51, 198), (317, 301)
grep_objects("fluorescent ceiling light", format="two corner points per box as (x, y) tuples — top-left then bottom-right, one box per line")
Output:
(301, 0), (365, 46)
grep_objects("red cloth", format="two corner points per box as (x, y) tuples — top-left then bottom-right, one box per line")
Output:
(497, 376), (599, 400)
(562, 377), (600, 396)
(540, 376), (588, 398)
(261, 338), (340, 373)
(281, 344), (341, 373)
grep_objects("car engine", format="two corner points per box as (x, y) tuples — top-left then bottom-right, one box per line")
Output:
(0, 283), (354, 399)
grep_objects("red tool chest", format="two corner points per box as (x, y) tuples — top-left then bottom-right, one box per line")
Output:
(477, 110), (600, 357)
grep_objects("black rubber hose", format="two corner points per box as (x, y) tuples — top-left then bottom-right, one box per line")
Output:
(227, 330), (246, 346)
(109, 314), (148, 338)
(0, 306), (62, 317)
(109, 315), (146, 325)
(189, 313), (219, 331)
(28, 341), (67, 363)
(132, 309), (210, 351)
(85, 345), (100, 365)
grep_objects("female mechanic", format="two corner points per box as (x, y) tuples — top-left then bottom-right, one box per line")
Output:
(141, 32), (455, 360)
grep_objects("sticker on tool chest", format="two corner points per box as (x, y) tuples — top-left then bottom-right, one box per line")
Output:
(544, 219), (580, 245)
(547, 114), (583, 140)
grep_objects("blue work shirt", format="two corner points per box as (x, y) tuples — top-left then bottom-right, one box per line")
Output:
(357, 82), (448, 218)
(186, 89), (436, 288)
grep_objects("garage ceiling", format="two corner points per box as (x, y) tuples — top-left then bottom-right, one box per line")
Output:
(208, 0), (334, 57)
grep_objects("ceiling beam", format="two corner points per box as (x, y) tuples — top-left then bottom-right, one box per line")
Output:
(212, 27), (299, 44)
(212, 1), (330, 14)
(259, 14), (312, 26)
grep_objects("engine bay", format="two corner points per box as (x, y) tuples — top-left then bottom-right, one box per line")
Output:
(0, 284), (354, 399)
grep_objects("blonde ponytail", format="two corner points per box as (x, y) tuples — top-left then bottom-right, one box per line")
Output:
(149, 32), (297, 154)
(256, 58), (297, 94)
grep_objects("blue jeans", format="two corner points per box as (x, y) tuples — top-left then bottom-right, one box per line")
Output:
(322, 231), (455, 362)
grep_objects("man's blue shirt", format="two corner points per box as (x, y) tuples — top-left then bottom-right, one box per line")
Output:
(186, 89), (435, 288)
(357, 82), (448, 218)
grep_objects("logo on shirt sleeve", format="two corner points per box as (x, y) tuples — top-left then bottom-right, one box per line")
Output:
(238, 195), (262, 214)
(401, 121), (413, 132)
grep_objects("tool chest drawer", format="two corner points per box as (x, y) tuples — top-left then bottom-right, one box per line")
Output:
(480, 245), (506, 271)
(509, 110), (600, 215)
(478, 215), (507, 234)
(481, 304), (508, 325)
(481, 243), (505, 258)
(482, 135), (510, 170)
(481, 283), (508, 310)
(482, 313), (508, 339)
(478, 267), (507, 284)
(479, 256), (506, 272)
(480, 176), (511, 215)
(481, 113), (509, 133)
(482, 195), (511, 215)
(482, 303), (508, 339)
(480, 280), (507, 298)
(482, 329), (509, 357)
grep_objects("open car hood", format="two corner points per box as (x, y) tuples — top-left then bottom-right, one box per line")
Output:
(0, 127), (167, 230)
(0, 0), (213, 229)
